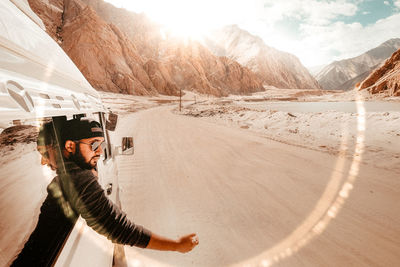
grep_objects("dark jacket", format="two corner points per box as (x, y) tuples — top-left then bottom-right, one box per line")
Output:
(11, 178), (75, 267)
(12, 160), (151, 267)
(57, 160), (151, 247)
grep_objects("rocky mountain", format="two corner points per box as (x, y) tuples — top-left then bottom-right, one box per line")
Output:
(79, 0), (162, 61)
(359, 48), (400, 96)
(339, 66), (379, 92)
(28, 0), (263, 96)
(205, 25), (321, 90)
(316, 38), (400, 90)
(78, 0), (264, 96)
(29, 0), (161, 95)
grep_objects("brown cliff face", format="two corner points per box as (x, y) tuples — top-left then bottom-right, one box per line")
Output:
(359, 48), (400, 96)
(80, 0), (162, 60)
(27, 0), (63, 43)
(79, 0), (264, 96)
(161, 41), (263, 96)
(28, 0), (263, 96)
(219, 57), (264, 95)
(28, 0), (162, 95)
(108, 24), (158, 94)
(143, 59), (179, 96)
(61, 0), (147, 95)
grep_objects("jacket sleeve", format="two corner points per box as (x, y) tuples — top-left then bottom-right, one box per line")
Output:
(59, 168), (151, 248)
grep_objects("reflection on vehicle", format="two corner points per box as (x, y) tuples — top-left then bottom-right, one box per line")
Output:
(0, 1), (122, 266)
(10, 120), (77, 266)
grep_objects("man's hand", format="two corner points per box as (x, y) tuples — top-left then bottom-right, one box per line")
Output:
(146, 232), (199, 253)
(175, 233), (199, 253)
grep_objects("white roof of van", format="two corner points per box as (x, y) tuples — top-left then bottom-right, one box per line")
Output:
(10, 0), (46, 30)
(0, 1), (105, 125)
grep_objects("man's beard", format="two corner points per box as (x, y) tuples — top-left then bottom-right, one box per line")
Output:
(70, 145), (97, 170)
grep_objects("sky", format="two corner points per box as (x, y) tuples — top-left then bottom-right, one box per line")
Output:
(104, 0), (400, 68)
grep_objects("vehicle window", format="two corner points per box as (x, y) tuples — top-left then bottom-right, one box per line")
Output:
(0, 119), (74, 266)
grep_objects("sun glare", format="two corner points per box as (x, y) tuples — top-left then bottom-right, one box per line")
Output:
(137, 1), (219, 41)
(157, 14), (208, 41)
(107, 0), (236, 41)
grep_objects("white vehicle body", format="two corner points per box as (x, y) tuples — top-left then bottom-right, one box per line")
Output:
(0, 1), (121, 266)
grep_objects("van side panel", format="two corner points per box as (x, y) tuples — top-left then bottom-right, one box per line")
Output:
(1, 2), (115, 266)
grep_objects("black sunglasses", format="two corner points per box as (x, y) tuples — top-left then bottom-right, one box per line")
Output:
(76, 140), (106, 151)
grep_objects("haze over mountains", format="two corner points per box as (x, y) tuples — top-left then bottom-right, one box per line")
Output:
(316, 38), (400, 91)
(205, 25), (321, 90)
(28, 0), (322, 96)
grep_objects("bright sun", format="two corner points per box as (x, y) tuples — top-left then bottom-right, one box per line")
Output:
(105, 0), (236, 41)
(157, 11), (208, 41)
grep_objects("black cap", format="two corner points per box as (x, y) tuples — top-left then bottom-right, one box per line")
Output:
(61, 118), (104, 144)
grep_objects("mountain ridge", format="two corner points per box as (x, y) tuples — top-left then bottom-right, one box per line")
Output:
(316, 38), (400, 90)
(205, 25), (321, 90)
(28, 0), (264, 96)
(359, 47), (400, 96)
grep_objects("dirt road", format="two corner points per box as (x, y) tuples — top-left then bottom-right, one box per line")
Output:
(112, 106), (400, 267)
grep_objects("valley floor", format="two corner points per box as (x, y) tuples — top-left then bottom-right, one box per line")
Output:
(101, 88), (399, 266)
(101, 89), (400, 174)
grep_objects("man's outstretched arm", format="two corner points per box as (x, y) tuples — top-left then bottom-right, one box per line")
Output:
(147, 233), (199, 253)
(59, 165), (199, 252)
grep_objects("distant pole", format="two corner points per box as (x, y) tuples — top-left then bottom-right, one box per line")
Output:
(179, 89), (182, 112)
